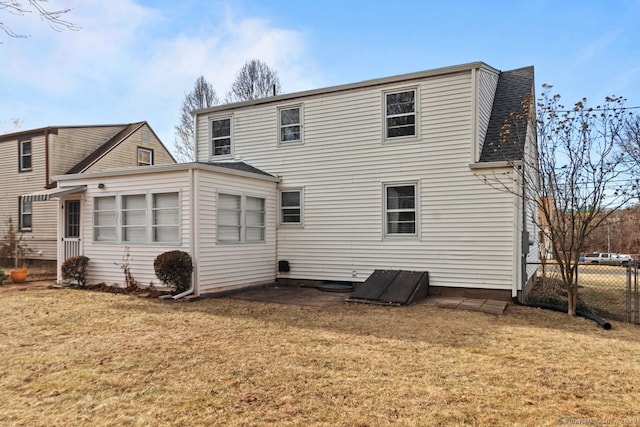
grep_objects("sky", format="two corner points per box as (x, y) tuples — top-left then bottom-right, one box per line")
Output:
(2, 0), (640, 156)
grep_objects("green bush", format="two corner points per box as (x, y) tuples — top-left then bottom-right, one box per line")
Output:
(0, 270), (6, 285)
(61, 256), (90, 286)
(153, 250), (193, 294)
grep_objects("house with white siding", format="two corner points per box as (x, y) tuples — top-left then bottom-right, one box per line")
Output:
(52, 62), (538, 300)
(2, 122), (175, 265)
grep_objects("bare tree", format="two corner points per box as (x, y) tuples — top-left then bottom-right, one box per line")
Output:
(174, 76), (219, 162)
(1, 0), (79, 39)
(226, 59), (281, 103)
(481, 86), (637, 316)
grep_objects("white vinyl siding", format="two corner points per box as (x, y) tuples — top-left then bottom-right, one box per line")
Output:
(195, 66), (520, 291)
(477, 68), (500, 160)
(19, 140), (32, 172)
(279, 106), (302, 144)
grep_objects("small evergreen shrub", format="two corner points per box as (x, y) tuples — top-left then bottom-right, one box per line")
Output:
(153, 250), (193, 293)
(61, 256), (90, 286)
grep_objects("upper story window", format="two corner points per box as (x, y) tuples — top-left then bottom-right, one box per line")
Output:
(137, 147), (153, 166)
(19, 197), (32, 231)
(385, 89), (417, 139)
(280, 189), (302, 225)
(384, 183), (417, 236)
(211, 117), (232, 157)
(279, 106), (302, 144)
(19, 140), (32, 172)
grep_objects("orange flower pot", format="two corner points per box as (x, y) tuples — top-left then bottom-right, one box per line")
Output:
(10, 268), (27, 283)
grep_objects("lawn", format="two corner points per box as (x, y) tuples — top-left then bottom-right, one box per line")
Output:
(0, 288), (639, 426)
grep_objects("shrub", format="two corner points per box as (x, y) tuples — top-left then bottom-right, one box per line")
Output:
(0, 270), (6, 285)
(61, 256), (90, 286)
(153, 250), (193, 294)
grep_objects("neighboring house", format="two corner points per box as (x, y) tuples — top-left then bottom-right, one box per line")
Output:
(53, 62), (538, 300)
(2, 122), (175, 263)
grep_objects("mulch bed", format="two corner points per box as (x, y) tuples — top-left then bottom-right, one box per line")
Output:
(62, 283), (174, 299)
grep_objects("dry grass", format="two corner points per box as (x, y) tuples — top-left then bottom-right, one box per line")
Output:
(0, 288), (639, 426)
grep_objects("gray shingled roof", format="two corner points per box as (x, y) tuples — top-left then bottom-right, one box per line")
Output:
(199, 161), (276, 177)
(480, 66), (534, 162)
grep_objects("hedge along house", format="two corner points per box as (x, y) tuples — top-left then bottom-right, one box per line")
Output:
(52, 61), (538, 300)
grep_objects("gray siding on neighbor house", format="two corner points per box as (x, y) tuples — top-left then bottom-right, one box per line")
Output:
(195, 65), (520, 291)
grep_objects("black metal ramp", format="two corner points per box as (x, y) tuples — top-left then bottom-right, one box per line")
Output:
(347, 269), (429, 305)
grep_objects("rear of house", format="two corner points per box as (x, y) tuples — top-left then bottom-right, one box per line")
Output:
(54, 61), (537, 300)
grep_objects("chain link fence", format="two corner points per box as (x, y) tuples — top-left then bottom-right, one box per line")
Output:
(526, 261), (639, 323)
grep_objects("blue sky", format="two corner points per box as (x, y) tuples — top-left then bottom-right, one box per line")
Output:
(2, 0), (640, 155)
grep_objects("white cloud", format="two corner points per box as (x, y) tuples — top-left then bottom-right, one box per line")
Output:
(0, 0), (321, 150)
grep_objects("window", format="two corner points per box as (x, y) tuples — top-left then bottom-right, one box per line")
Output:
(217, 194), (242, 242)
(211, 117), (232, 157)
(122, 194), (147, 242)
(245, 197), (265, 242)
(19, 197), (32, 231)
(94, 196), (117, 241)
(217, 193), (266, 243)
(385, 184), (417, 236)
(93, 192), (180, 243)
(19, 140), (32, 172)
(152, 193), (179, 242)
(137, 148), (153, 166)
(279, 106), (302, 143)
(280, 190), (302, 224)
(385, 89), (417, 139)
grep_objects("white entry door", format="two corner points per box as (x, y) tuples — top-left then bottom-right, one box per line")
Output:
(62, 199), (82, 260)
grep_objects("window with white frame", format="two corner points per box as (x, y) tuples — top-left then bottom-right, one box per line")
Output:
(217, 193), (266, 243)
(211, 117), (232, 157)
(94, 196), (117, 241)
(245, 196), (265, 242)
(385, 184), (417, 236)
(122, 194), (147, 242)
(19, 140), (32, 172)
(280, 190), (302, 224)
(93, 192), (179, 243)
(152, 193), (180, 242)
(385, 89), (417, 139)
(19, 197), (32, 231)
(137, 147), (153, 166)
(279, 106), (302, 143)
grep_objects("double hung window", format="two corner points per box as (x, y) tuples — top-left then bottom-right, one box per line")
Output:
(280, 190), (302, 224)
(279, 106), (302, 143)
(19, 197), (32, 231)
(385, 184), (417, 236)
(211, 118), (232, 157)
(385, 89), (417, 139)
(19, 140), (32, 172)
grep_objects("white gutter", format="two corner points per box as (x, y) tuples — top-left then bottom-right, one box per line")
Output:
(161, 166), (197, 300)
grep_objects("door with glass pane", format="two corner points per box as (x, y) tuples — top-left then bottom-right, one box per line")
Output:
(63, 199), (82, 260)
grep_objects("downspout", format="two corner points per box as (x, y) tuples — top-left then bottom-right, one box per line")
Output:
(162, 166), (197, 300)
